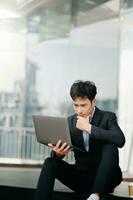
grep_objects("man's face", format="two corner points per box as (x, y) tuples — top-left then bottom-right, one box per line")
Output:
(73, 97), (96, 118)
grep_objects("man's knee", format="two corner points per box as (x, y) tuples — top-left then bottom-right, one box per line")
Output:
(42, 157), (55, 170)
(43, 157), (62, 170)
(45, 157), (53, 164)
(39, 157), (58, 177)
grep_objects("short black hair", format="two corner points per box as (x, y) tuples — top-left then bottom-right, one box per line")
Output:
(70, 80), (97, 101)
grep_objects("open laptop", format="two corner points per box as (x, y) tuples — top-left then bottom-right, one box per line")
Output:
(32, 115), (72, 146)
(32, 115), (84, 152)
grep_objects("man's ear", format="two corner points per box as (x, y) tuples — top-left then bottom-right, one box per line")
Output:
(92, 98), (96, 107)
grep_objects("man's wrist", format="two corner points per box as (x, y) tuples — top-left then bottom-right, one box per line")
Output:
(51, 151), (64, 160)
(86, 124), (92, 133)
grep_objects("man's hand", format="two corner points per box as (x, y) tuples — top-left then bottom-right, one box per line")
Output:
(76, 116), (92, 133)
(48, 140), (73, 157)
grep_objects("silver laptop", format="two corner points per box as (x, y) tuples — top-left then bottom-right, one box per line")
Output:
(32, 115), (72, 146)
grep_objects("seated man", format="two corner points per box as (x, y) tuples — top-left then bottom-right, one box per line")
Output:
(34, 80), (125, 200)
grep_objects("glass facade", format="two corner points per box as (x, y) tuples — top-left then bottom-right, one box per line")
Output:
(26, 0), (119, 118)
(0, 0), (132, 172)
(118, 0), (133, 172)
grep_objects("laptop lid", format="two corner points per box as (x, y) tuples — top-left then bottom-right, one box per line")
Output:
(32, 115), (72, 146)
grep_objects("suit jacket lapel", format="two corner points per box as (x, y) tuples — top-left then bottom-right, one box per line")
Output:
(91, 107), (102, 126)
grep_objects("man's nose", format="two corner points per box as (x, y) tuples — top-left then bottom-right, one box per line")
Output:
(77, 107), (82, 115)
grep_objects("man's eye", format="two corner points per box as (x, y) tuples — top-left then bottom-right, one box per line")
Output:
(74, 105), (78, 108)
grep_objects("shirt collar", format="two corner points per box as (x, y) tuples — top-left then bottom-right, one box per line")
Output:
(90, 106), (95, 122)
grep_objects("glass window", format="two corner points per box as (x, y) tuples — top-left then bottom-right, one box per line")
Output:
(119, 0), (133, 172)
(0, 0), (120, 164)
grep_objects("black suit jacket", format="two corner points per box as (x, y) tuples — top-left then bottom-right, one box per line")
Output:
(68, 107), (125, 170)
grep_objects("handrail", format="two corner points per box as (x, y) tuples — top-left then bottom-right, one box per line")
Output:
(0, 127), (74, 164)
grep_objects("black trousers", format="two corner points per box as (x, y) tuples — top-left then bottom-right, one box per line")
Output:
(34, 144), (122, 200)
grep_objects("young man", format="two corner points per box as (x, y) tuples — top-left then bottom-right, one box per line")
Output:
(34, 80), (125, 200)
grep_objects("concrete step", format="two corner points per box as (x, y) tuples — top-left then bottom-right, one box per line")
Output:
(0, 166), (132, 200)
(0, 186), (132, 200)
(52, 192), (133, 200)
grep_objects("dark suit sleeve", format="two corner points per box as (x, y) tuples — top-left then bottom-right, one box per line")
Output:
(90, 113), (125, 148)
(50, 150), (65, 160)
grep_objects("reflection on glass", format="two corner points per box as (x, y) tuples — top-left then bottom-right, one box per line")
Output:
(0, 0), (119, 163)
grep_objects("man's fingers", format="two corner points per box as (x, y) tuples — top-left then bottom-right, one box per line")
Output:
(63, 147), (72, 154)
(48, 143), (54, 147)
(48, 140), (72, 156)
(59, 142), (67, 151)
(53, 140), (64, 152)
(87, 115), (90, 120)
(62, 145), (70, 152)
(56, 140), (62, 148)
